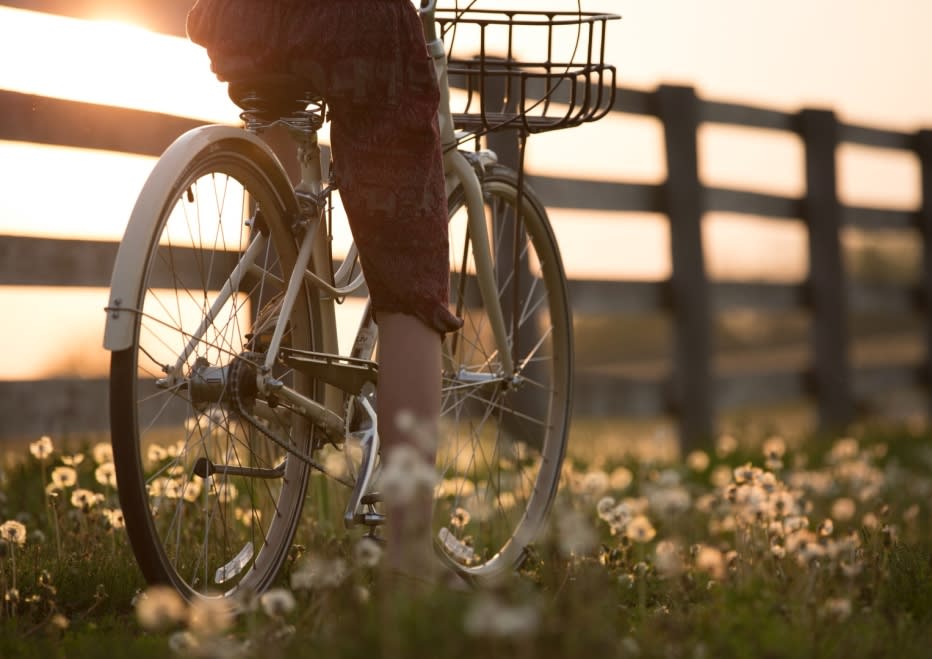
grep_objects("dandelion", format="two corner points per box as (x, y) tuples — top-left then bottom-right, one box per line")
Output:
(168, 631), (200, 654)
(655, 540), (684, 577)
(820, 597), (852, 622)
(710, 465), (733, 488)
(50, 466), (78, 490)
(716, 434), (738, 457)
(92, 442), (114, 465)
(831, 497), (856, 522)
(818, 518), (834, 537)
(694, 545), (725, 579)
(50, 613), (70, 630)
(95, 462), (118, 488)
(609, 466), (634, 491)
(596, 496), (616, 520)
(686, 450), (710, 472)
(555, 507), (597, 557)
(103, 508), (125, 530)
(135, 585), (187, 631)
(188, 596), (234, 636)
(290, 556), (349, 591)
(70, 488), (98, 511)
(626, 515), (656, 544)
(464, 593), (540, 639)
(29, 435), (54, 460)
(762, 435), (786, 460)
(378, 445), (437, 504)
(259, 588), (296, 617)
(450, 507), (471, 529)
(829, 437), (859, 463)
(733, 463), (762, 485)
(353, 537), (383, 568)
(580, 470), (610, 497)
(0, 520), (27, 547)
(147, 444), (168, 464)
(60, 454), (85, 467)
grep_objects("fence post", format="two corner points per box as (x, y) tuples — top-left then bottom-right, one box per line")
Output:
(657, 85), (714, 450)
(799, 109), (854, 430)
(917, 129), (932, 415)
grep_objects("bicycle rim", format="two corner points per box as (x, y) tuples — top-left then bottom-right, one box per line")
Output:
(110, 140), (320, 599)
(436, 164), (572, 578)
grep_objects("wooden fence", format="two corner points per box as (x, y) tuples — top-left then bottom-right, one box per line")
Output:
(1, 0), (930, 450)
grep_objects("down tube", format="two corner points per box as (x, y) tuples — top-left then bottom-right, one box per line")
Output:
(445, 149), (514, 376)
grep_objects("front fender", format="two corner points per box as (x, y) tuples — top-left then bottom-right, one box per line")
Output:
(103, 125), (295, 352)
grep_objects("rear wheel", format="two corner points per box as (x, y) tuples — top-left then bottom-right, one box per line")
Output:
(110, 137), (322, 599)
(435, 163), (572, 578)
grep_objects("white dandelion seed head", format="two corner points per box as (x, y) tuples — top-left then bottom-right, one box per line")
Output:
(353, 537), (383, 568)
(290, 556), (349, 591)
(95, 462), (118, 488)
(378, 445), (437, 505)
(686, 450), (710, 472)
(609, 466), (634, 491)
(61, 453), (85, 467)
(625, 515), (657, 544)
(29, 436), (54, 460)
(187, 595), (234, 636)
(135, 585), (187, 631)
(51, 466), (78, 489)
(0, 520), (27, 547)
(92, 443), (113, 465)
(70, 488), (98, 511)
(555, 507), (597, 557)
(259, 588), (296, 618)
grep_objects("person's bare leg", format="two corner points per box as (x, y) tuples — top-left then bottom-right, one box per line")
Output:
(376, 312), (441, 578)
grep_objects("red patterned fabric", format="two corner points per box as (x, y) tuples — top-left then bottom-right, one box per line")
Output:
(187, 0), (462, 334)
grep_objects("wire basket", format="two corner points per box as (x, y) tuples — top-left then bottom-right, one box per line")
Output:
(435, 7), (620, 135)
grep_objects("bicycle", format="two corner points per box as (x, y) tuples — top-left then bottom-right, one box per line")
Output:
(103, 1), (618, 600)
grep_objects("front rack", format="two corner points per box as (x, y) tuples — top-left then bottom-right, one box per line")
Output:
(436, 8), (620, 135)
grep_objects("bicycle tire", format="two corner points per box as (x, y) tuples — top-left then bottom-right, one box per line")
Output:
(436, 163), (572, 578)
(110, 133), (322, 600)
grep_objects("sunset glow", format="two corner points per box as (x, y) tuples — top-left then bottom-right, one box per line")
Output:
(0, 7), (237, 123)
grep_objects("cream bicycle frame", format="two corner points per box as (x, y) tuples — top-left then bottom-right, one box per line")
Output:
(103, 0), (514, 430)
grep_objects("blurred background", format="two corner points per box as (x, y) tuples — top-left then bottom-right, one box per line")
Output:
(1, 0), (931, 453)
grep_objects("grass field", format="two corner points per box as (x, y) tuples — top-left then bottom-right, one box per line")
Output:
(1, 423), (930, 658)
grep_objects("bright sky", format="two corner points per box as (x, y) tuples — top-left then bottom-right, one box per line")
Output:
(0, 1), (929, 379)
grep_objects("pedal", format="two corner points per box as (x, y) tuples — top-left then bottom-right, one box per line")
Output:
(353, 511), (386, 527)
(361, 492), (382, 505)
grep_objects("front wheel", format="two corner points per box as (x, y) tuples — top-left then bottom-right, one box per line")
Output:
(435, 164), (573, 578)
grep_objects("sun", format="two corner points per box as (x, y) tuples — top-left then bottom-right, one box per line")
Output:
(0, 6), (238, 123)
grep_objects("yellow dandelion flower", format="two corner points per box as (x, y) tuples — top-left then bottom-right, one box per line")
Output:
(29, 435), (54, 460)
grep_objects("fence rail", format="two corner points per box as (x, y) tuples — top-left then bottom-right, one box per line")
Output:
(1, 1), (930, 449)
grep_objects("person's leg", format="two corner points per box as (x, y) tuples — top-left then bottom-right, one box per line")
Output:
(376, 311), (441, 577)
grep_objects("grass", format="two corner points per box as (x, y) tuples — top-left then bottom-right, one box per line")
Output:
(1, 424), (931, 658)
